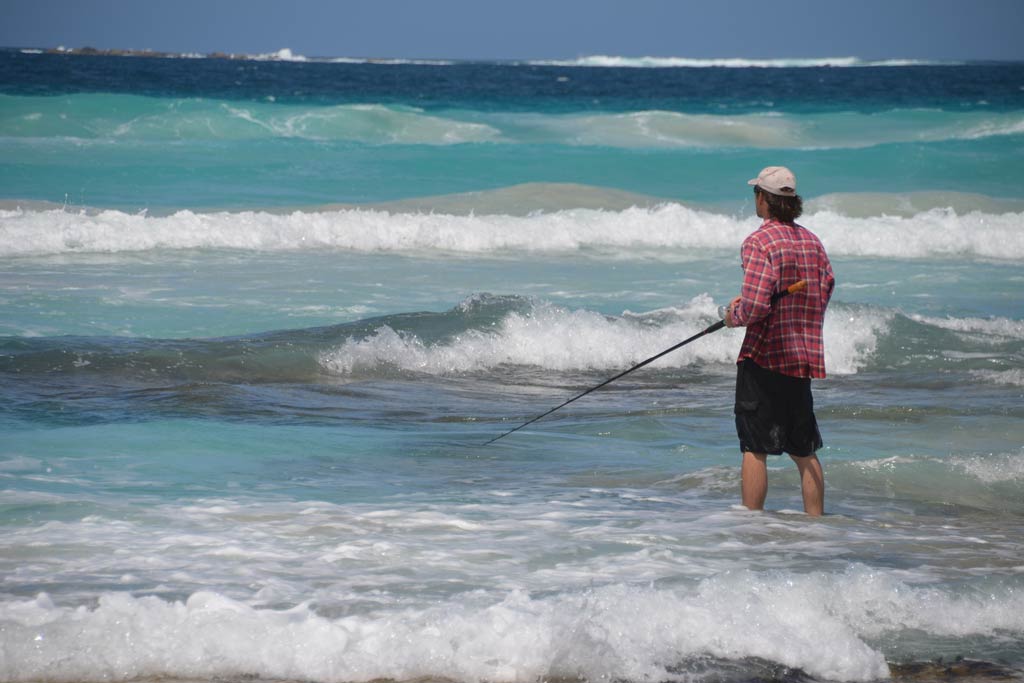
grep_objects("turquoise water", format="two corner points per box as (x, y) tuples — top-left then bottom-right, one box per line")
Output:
(2, 92), (1024, 209)
(1, 51), (1023, 683)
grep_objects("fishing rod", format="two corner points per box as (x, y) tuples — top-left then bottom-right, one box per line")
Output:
(483, 280), (807, 446)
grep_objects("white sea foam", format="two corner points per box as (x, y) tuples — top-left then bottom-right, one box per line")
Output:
(835, 453), (1024, 502)
(3, 565), (1022, 683)
(911, 313), (1024, 339)
(318, 299), (883, 377)
(528, 55), (954, 69)
(951, 450), (1024, 483)
(970, 369), (1024, 387)
(2, 203), (1021, 260)
(807, 191), (1024, 218)
(823, 306), (893, 375)
(956, 117), (1024, 140)
(211, 50), (455, 65)
(810, 208), (1024, 259)
(327, 57), (458, 66)
(250, 48), (309, 62)
(321, 296), (733, 375)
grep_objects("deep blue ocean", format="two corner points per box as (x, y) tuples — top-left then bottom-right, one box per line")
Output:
(1, 49), (1023, 683)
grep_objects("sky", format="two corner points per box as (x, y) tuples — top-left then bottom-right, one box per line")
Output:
(2, 0), (1023, 62)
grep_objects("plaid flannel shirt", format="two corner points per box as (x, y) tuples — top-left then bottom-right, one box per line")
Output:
(731, 219), (835, 378)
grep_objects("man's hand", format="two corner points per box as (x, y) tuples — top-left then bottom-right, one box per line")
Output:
(724, 296), (742, 327)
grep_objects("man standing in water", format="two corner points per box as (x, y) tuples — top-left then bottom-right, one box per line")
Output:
(724, 167), (834, 516)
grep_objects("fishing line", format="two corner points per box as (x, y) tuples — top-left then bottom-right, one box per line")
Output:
(483, 280), (807, 446)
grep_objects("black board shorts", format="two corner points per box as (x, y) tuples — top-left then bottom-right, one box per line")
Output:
(734, 358), (823, 456)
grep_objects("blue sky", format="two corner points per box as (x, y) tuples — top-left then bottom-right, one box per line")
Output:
(3, 0), (1023, 61)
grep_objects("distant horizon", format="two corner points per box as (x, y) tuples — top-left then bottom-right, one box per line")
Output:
(3, 0), (1023, 64)
(6, 45), (1020, 67)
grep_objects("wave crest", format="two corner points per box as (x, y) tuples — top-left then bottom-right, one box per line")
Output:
(317, 298), (884, 378)
(5, 566), (1023, 683)
(2, 202), (1022, 260)
(526, 55), (953, 68)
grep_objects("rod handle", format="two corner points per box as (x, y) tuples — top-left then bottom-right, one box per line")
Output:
(782, 279), (808, 297)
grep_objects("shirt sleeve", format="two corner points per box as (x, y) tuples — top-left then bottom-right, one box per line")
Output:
(822, 257), (836, 306)
(731, 238), (778, 327)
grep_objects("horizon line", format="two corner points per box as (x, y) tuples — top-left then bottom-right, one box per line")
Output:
(4, 45), (1014, 67)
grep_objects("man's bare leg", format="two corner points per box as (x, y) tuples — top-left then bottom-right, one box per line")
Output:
(791, 454), (824, 516)
(741, 451), (768, 511)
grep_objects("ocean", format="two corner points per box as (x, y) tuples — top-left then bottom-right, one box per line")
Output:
(1, 49), (1023, 683)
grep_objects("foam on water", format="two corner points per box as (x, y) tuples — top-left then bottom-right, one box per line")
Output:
(320, 296), (729, 375)
(3, 53), (1023, 683)
(317, 299), (886, 377)
(526, 56), (952, 69)
(910, 313), (1024, 339)
(822, 306), (892, 375)
(6, 49), (960, 69)
(806, 191), (1024, 218)
(2, 204), (1022, 260)
(251, 48), (308, 62)
(828, 452), (1024, 514)
(808, 208), (1024, 259)
(4, 565), (1024, 683)
(950, 450), (1024, 484)
(4, 289), (999, 386)
(970, 369), (1024, 387)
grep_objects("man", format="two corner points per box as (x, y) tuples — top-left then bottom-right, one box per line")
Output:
(724, 166), (834, 516)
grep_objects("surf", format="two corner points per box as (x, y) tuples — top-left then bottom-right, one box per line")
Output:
(526, 55), (957, 68)
(2, 201), (1022, 260)
(2, 562), (1021, 683)
(8, 293), (1016, 383)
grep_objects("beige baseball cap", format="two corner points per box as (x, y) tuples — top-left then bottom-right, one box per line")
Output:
(748, 166), (797, 196)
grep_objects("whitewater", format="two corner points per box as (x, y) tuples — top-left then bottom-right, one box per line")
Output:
(2, 202), (1023, 259)
(2, 49), (1023, 683)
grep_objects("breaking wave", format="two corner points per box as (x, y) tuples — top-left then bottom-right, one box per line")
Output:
(317, 297), (887, 378)
(2, 201), (1022, 260)
(2, 565), (1022, 683)
(526, 56), (955, 69)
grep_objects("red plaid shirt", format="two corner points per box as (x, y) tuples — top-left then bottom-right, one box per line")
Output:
(731, 219), (835, 378)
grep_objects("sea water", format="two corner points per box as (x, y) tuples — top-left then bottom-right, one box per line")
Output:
(1, 50), (1023, 683)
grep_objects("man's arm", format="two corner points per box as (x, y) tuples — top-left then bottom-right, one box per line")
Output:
(822, 257), (836, 306)
(726, 242), (777, 328)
